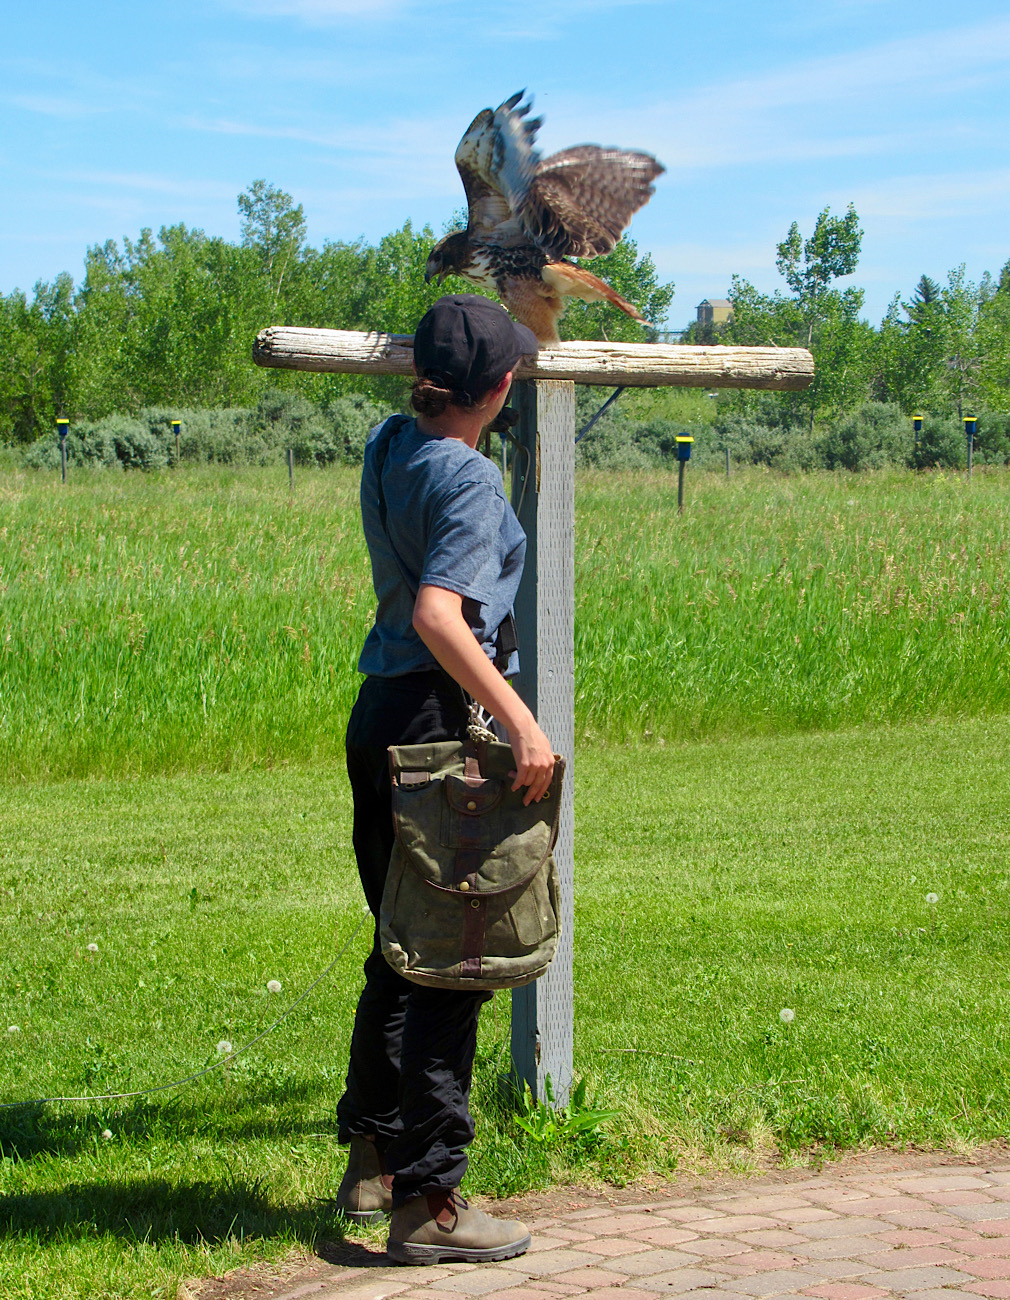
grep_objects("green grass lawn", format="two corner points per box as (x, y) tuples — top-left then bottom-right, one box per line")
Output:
(4, 714), (1009, 1298)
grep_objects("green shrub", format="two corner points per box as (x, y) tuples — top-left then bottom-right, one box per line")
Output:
(822, 402), (911, 471)
(22, 415), (166, 471)
(913, 416), (965, 470)
(143, 406), (255, 464)
(325, 394), (386, 465)
(974, 411), (1010, 465)
(22, 393), (391, 471)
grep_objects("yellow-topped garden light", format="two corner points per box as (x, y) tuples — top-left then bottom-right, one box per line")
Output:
(964, 414), (978, 479)
(676, 435), (694, 515)
(56, 418), (69, 483)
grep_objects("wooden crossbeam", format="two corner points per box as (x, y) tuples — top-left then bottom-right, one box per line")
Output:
(253, 327), (813, 391)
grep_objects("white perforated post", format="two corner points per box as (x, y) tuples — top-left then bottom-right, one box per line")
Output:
(509, 379), (576, 1106)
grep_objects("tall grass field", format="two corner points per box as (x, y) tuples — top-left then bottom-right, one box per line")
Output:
(3, 461), (1010, 1300)
(2, 463), (1009, 778)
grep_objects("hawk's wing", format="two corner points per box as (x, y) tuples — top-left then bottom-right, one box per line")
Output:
(521, 147), (665, 260)
(454, 92), (664, 260)
(454, 91), (541, 240)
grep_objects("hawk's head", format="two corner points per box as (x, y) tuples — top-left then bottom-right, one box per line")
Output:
(425, 231), (470, 284)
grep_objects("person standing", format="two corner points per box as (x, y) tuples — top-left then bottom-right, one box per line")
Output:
(335, 295), (555, 1264)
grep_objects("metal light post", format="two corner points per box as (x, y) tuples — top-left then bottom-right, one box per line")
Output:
(963, 415), (977, 480)
(56, 418), (69, 483)
(676, 435), (694, 514)
(912, 414), (923, 469)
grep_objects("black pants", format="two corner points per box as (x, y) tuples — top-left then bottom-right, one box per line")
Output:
(336, 672), (491, 1206)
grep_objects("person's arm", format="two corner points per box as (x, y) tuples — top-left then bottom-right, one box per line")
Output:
(412, 583), (555, 804)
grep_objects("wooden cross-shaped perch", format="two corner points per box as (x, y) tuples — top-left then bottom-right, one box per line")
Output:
(254, 325), (813, 1106)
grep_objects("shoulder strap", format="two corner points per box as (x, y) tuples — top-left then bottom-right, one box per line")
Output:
(372, 415), (417, 597)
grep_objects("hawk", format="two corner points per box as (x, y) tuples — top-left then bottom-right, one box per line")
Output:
(425, 92), (665, 345)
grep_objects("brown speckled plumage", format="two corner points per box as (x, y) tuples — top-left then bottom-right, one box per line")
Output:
(425, 92), (664, 344)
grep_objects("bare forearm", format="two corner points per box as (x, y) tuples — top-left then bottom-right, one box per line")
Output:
(412, 583), (554, 803)
(412, 594), (531, 733)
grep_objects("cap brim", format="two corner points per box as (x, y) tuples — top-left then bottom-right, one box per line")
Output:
(511, 320), (540, 360)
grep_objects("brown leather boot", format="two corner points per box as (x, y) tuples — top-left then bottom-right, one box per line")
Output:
(332, 1136), (393, 1225)
(387, 1188), (530, 1264)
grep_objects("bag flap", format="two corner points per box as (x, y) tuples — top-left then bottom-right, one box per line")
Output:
(389, 740), (565, 896)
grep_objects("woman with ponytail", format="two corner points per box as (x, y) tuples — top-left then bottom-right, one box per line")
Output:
(334, 295), (554, 1264)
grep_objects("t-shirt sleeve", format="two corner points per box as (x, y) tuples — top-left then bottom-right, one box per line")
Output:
(420, 477), (506, 605)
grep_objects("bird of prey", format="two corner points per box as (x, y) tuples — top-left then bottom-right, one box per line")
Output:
(425, 92), (664, 344)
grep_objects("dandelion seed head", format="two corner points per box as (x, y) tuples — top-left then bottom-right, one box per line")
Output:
(926, 892), (939, 905)
(101, 1129), (113, 1141)
(87, 942), (99, 953)
(266, 979), (282, 994)
(779, 1008), (795, 1023)
(217, 1040), (233, 1056)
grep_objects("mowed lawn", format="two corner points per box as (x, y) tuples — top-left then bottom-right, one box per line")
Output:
(3, 713), (1010, 1299)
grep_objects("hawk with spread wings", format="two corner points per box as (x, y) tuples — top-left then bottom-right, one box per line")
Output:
(424, 92), (664, 345)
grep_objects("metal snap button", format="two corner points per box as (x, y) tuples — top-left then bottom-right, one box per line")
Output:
(466, 800), (477, 811)
(470, 899), (480, 909)
(459, 881), (470, 892)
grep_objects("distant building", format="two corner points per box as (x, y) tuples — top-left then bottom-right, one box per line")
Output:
(696, 298), (733, 326)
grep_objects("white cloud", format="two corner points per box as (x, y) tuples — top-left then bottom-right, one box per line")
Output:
(686, 16), (1010, 116)
(538, 17), (1010, 171)
(225, 0), (656, 31)
(51, 170), (237, 200)
(7, 94), (103, 119)
(486, 0), (662, 40)
(223, 0), (403, 18)
(843, 168), (1010, 220)
(648, 240), (775, 280)
(181, 110), (462, 199)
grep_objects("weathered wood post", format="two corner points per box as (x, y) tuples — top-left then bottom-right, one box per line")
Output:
(509, 379), (576, 1103)
(251, 325), (814, 1106)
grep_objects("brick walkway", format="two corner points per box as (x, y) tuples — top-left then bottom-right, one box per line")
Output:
(189, 1155), (1010, 1300)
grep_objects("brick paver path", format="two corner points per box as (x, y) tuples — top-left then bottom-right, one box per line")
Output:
(188, 1155), (1010, 1300)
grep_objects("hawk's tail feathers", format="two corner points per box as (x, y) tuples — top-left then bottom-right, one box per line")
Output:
(541, 262), (648, 323)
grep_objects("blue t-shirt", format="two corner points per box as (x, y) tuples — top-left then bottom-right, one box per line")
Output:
(357, 417), (526, 678)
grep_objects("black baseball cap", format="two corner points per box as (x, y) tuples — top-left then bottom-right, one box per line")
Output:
(413, 295), (538, 402)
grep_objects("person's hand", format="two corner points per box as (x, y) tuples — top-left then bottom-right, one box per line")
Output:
(507, 716), (555, 805)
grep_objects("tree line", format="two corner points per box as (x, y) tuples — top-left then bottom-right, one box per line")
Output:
(0, 181), (671, 447)
(686, 204), (1010, 432)
(2, 182), (1008, 454)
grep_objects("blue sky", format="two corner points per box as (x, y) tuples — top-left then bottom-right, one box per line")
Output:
(3, 0), (1008, 327)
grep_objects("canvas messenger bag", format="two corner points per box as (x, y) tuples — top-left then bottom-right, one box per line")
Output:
(380, 735), (564, 990)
